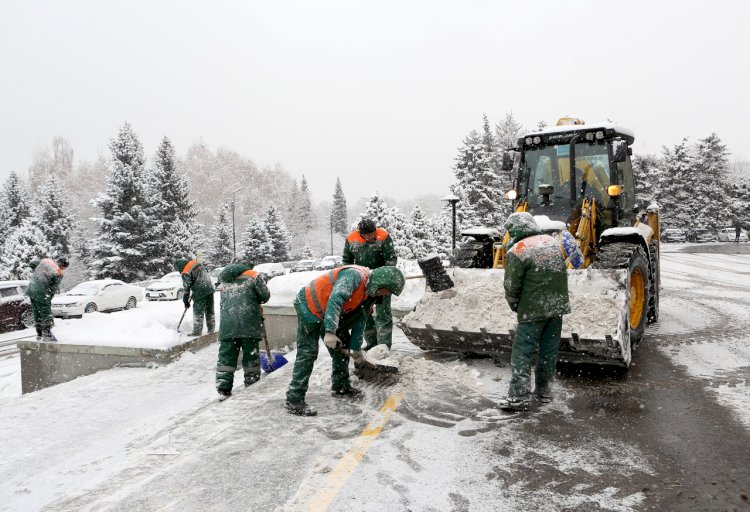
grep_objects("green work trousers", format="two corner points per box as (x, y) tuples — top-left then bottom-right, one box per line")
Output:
(286, 301), (352, 403)
(192, 294), (215, 336)
(508, 316), (562, 399)
(216, 337), (261, 391)
(363, 295), (392, 349)
(30, 298), (54, 329)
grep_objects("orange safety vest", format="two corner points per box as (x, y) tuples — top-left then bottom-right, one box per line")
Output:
(346, 227), (389, 244)
(304, 265), (369, 320)
(181, 260), (199, 274)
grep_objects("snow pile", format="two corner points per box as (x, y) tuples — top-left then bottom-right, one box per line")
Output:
(51, 294), (220, 349)
(403, 268), (628, 340)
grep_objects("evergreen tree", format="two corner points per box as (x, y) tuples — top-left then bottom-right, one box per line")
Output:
(34, 175), (74, 259)
(89, 122), (156, 281)
(632, 154), (661, 208)
(452, 129), (505, 227)
(657, 139), (693, 228)
(285, 180), (302, 235)
(0, 219), (52, 280)
(331, 177), (348, 234)
(380, 206), (409, 258)
(691, 133), (732, 230)
(207, 202), (234, 266)
(149, 137), (198, 272)
(240, 219), (274, 264)
(1, 171), (32, 232)
(406, 205), (436, 260)
(495, 111), (524, 152)
(263, 204), (292, 262)
(428, 210), (454, 258)
(29, 136), (74, 192)
(356, 191), (389, 228)
(298, 175), (315, 229)
(300, 244), (316, 259)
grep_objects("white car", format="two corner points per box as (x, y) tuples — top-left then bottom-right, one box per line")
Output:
(313, 255), (342, 271)
(717, 227), (749, 242)
(52, 279), (143, 317)
(145, 272), (185, 301)
(253, 263), (286, 279)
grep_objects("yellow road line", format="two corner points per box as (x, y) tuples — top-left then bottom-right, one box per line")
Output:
(308, 391), (406, 512)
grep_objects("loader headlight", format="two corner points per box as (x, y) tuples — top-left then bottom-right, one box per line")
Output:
(585, 132), (594, 141)
(525, 137), (533, 145)
(505, 189), (518, 200)
(607, 185), (623, 197)
(595, 131), (604, 140)
(532, 136), (541, 144)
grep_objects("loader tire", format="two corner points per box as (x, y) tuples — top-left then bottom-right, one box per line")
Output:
(593, 242), (650, 350)
(453, 239), (495, 268)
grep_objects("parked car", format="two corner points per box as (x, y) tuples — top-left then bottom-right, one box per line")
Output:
(661, 228), (687, 243)
(0, 280), (33, 329)
(686, 228), (716, 243)
(52, 279), (143, 317)
(290, 259), (316, 273)
(145, 272), (185, 301)
(313, 255), (343, 270)
(717, 227), (749, 242)
(253, 263), (286, 279)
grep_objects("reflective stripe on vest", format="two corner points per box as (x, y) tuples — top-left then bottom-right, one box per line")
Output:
(182, 260), (198, 274)
(304, 265), (369, 320)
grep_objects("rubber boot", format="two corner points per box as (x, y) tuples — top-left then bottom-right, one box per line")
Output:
(35, 327), (42, 341)
(331, 385), (364, 398)
(285, 400), (317, 416)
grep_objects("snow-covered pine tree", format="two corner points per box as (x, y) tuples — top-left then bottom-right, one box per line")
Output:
(452, 129), (504, 227)
(0, 219), (52, 280)
(285, 180), (302, 235)
(690, 133), (732, 230)
(263, 204), (292, 262)
(89, 123), (156, 281)
(207, 202), (233, 267)
(29, 136), (74, 193)
(149, 137), (198, 273)
(380, 206), (409, 258)
(331, 177), (348, 234)
(240, 219), (274, 264)
(355, 191), (389, 229)
(632, 154), (661, 208)
(1, 171), (32, 232)
(656, 139), (693, 228)
(298, 175), (316, 230)
(406, 205), (436, 260)
(428, 210), (454, 258)
(34, 175), (74, 259)
(300, 244), (316, 259)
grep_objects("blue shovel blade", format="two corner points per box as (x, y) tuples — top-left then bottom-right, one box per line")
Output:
(260, 352), (288, 373)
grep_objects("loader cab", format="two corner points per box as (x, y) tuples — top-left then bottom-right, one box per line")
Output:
(510, 123), (636, 232)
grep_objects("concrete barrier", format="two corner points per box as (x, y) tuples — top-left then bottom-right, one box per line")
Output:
(18, 332), (219, 394)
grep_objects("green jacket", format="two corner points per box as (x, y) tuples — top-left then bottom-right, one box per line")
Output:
(342, 228), (397, 269)
(218, 264), (271, 340)
(503, 213), (570, 323)
(295, 267), (374, 351)
(174, 258), (215, 301)
(26, 258), (64, 301)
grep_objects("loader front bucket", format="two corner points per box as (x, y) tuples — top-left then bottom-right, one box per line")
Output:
(400, 267), (632, 367)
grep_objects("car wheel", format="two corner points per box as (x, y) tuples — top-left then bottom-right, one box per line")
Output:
(176, 290), (184, 301)
(125, 297), (137, 310)
(85, 303), (98, 314)
(20, 308), (34, 328)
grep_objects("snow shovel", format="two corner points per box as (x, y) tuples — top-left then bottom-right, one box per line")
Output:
(259, 307), (288, 373)
(176, 304), (189, 334)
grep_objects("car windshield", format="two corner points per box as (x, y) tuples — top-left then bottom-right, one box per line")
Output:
(68, 283), (102, 295)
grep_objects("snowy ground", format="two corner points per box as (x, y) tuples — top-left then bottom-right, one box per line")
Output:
(0, 244), (748, 511)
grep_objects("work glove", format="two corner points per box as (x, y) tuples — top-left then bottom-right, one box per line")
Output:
(183, 296), (191, 308)
(323, 332), (342, 350)
(350, 351), (366, 364)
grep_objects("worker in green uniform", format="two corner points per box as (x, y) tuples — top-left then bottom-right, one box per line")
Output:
(498, 212), (570, 412)
(215, 262), (270, 399)
(342, 218), (398, 350)
(26, 257), (69, 341)
(173, 257), (216, 336)
(285, 265), (405, 416)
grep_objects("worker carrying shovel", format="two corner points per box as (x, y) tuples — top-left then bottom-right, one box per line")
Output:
(285, 265), (405, 416)
(173, 257), (215, 336)
(214, 262), (271, 399)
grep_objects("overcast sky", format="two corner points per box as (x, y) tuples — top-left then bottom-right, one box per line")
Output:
(1, 0), (748, 203)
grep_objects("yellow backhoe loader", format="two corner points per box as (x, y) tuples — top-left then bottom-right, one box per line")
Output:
(402, 118), (660, 367)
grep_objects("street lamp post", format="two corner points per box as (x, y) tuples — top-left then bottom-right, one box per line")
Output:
(231, 185), (248, 261)
(441, 194), (460, 254)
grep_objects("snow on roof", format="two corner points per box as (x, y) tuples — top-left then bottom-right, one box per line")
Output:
(522, 122), (635, 141)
